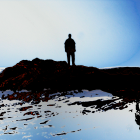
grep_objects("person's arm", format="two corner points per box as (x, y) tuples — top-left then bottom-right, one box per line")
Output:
(65, 45), (67, 52)
(74, 41), (76, 52)
(64, 41), (67, 52)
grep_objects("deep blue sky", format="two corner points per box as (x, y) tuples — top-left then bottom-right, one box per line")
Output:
(1, 0), (140, 68)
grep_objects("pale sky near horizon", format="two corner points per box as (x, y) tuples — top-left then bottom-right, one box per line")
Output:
(1, 0), (140, 68)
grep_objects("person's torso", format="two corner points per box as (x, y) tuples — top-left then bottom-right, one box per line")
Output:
(65, 39), (75, 46)
(65, 39), (75, 52)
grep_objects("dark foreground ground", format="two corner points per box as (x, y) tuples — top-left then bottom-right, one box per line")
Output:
(0, 58), (140, 98)
(0, 58), (140, 116)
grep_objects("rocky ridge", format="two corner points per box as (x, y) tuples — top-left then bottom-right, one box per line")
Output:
(0, 58), (140, 98)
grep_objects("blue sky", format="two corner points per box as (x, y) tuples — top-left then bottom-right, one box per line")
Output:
(0, 0), (140, 68)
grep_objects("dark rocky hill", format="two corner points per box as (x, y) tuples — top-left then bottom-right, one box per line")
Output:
(0, 58), (140, 98)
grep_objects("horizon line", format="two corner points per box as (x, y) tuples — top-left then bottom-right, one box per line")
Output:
(0, 65), (140, 69)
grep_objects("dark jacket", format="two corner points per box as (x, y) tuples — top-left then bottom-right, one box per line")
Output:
(64, 38), (76, 53)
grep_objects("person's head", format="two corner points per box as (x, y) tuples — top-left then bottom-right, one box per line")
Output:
(68, 34), (71, 39)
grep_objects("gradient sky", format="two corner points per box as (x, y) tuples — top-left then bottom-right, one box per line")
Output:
(0, 0), (140, 68)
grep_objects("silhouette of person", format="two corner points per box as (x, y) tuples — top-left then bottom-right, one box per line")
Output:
(64, 34), (76, 66)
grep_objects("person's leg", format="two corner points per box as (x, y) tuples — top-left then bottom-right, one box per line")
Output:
(72, 52), (75, 66)
(67, 53), (70, 66)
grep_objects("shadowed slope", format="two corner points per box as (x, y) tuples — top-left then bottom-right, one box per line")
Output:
(0, 58), (140, 98)
(0, 58), (99, 93)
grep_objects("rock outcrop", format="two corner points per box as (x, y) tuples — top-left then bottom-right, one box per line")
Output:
(0, 58), (140, 98)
